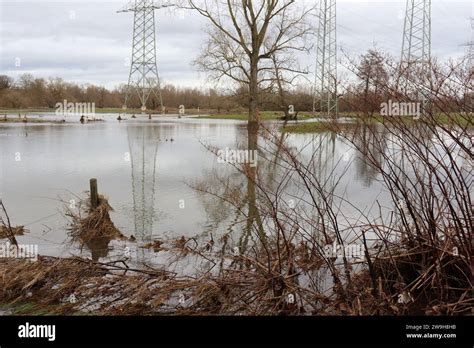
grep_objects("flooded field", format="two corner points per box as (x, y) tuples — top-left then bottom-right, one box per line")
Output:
(0, 114), (386, 262)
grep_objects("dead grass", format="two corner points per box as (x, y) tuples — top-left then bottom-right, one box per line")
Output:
(0, 233), (470, 315)
(0, 225), (25, 238)
(140, 240), (164, 252)
(66, 195), (125, 247)
(370, 242), (473, 315)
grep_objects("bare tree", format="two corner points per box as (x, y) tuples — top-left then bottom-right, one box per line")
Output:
(269, 52), (308, 120)
(0, 75), (13, 91)
(184, 0), (315, 127)
(355, 49), (389, 116)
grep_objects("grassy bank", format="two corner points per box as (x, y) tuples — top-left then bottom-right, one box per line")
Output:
(0, 302), (70, 316)
(197, 111), (315, 121)
(281, 122), (328, 133)
(1, 107), (237, 115)
(0, 108), (144, 114)
(282, 113), (472, 133)
(0, 117), (66, 124)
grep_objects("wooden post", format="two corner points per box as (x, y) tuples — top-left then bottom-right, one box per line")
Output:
(90, 178), (99, 209)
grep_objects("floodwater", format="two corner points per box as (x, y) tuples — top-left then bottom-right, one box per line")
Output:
(0, 114), (388, 263)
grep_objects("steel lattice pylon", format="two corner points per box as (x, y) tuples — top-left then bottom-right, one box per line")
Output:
(119, 0), (173, 111)
(400, 0), (431, 99)
(466, 18), (473, 114)
(470, 18), (474, 70)
(313, 0), (338, 119)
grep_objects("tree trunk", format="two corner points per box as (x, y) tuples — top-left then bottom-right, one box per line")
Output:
(272, 57), (290, 120)
(248, 57), (259, 129)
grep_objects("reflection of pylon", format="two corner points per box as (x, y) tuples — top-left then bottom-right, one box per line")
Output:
(127, 126), (159, 242)
(313, 0), (338, 118)
(119, 0), (173, 111)
(400, 0), (431, 102)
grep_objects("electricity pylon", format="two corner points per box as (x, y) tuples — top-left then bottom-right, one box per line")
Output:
(470, 18), (474, 69)
(399, 0), (431, 102)
(119, 0), (173, 112)
(465, 18), (473, 114)
(313, 0), (338, 119)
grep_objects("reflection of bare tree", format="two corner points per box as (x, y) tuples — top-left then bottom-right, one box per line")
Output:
(352, 124), (385, 187)
(346, 122), (436, 188)
(240, 123), (266, 253)
(191, 123), (370, 306)
(127, 126), (160, 244)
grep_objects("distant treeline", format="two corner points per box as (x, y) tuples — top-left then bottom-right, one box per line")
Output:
(0, 74), (317, 112)
(0, 73), (363, 113)
(0, 47), (469, 114)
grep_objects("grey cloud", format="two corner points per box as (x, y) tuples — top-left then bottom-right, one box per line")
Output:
(0, 0), (471, 89)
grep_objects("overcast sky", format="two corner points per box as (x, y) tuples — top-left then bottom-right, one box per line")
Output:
(0, 0), (472, 90)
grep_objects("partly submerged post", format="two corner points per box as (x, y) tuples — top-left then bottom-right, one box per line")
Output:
(90, 178), (99, 209)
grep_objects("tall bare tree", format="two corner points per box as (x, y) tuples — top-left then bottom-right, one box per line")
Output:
(0, 75), (13, 91)
(356, 49), (389, 116)
(184, 0), (314, 128)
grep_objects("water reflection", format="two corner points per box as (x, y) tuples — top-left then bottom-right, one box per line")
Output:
(240, 124), (265, 253)
(86, 234), (112, 261)
(0, 119), (392, 260)
(352, 124), (386, 187)
(127, 125), (160, 243)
